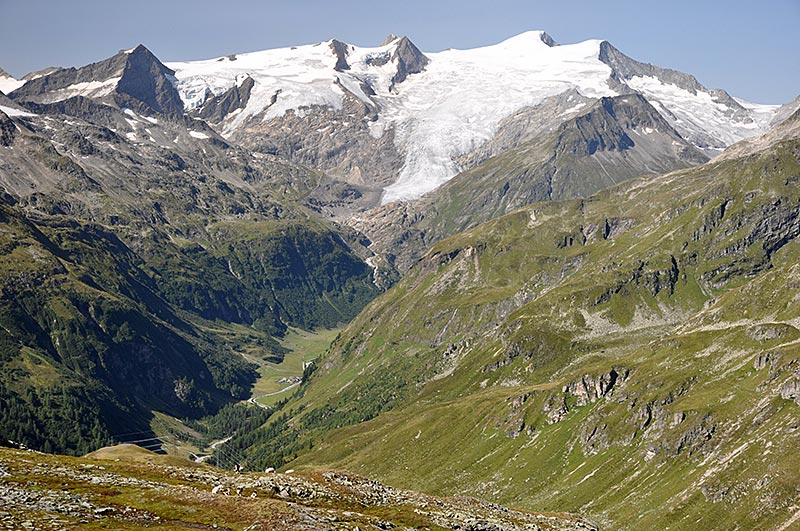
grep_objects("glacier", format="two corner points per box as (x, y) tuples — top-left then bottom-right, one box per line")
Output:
(166, 31), (780, 204)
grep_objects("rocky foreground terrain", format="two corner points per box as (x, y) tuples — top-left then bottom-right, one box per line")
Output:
(0, 444), (596, 531)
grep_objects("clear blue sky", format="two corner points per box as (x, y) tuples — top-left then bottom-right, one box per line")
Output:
(0, 0), (797, 104)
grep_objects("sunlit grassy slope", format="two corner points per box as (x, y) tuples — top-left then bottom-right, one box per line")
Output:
(239, 127), (800, 530)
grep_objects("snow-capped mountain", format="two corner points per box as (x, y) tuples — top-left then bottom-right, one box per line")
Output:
(9, 45), (183, 116)
(0, 68), (26, 95)
(166, 31), (780, 203)
(3, 32), (784, 205)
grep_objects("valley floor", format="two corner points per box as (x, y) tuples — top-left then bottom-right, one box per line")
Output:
(250, 327), (341, 408)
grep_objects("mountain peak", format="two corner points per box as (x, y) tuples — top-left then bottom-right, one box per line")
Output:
(498, 30), (558, 49)
(539, 31), (558, 47)
(115, 44), (182, 114)
(8, 44), (182, 115)
(118, 44), (160, 60)
(381, 34), (400, 46)
(551, 92), (708, 162)
(390, 36), (429, 87)
(117, 44), (150, 56)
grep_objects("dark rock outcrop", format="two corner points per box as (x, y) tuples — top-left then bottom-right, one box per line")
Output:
(539, 31), (558, 47)
(0, 110), (16, 146)
(197, 76), (255, 122)
(545, 369), (626, 424)
(780, 378), (800, 405)
(565, 369), (622, 406)
(390, 37), (429, 88)
(329, 40), (351, 71)
(380, 34), (400, 46)
(24, 95), (124, 129)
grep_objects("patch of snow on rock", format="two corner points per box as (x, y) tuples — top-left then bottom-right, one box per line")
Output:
(0, 105), (36, 118)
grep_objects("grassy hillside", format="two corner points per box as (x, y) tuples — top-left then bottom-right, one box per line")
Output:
(240, 131), (800, 529)
(0, 202), (259, 453)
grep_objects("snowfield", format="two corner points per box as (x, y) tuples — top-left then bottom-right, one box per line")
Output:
(166, 31), (780, 203)
(626, 75), (778, 149)
(0, 104), (36, 117)
(0, 74), (26, 95)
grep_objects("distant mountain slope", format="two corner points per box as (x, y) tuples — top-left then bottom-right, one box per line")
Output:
(0, 68), (26, 94)
(720, 105), (800, 161)
(0, 50), (381, 454)
(239, 116), (800, 530)
(349, 93), (709, 272)
(166, 31), (779, 204)
(2, 59), (382, 330)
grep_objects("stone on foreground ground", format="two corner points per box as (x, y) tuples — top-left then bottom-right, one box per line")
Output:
(0, 445), (595, 531)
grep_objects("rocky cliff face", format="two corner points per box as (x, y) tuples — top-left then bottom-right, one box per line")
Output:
(114, 45), (184, 114)
(0, 111), (15, 146)
(225, 88), (404, 216)
(196, 75), (254, 123)
(598, 41), (709, 95)
(329, 39), (351, 71)
(388, 36), (430, 88)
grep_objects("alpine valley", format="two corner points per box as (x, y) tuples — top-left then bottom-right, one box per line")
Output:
(0, 30), (798, 531)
